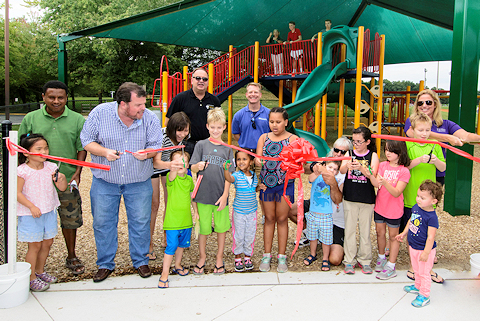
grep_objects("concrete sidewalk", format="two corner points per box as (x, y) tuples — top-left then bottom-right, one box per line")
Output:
(1, 268), (479, 320)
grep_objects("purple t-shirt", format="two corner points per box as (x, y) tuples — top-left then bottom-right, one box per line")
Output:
(407, 204), (439, 251)
(404, 118), (461, 177)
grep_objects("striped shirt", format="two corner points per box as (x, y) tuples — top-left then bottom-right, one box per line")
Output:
(80, 102), (163, 184)
(232, 171), (258, 215)
(153, 133), (186, 175)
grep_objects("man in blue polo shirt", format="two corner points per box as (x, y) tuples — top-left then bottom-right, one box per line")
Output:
(232, 82), (270, 152)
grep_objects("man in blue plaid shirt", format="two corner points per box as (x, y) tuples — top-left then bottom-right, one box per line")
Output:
(81, 82), (163, 282)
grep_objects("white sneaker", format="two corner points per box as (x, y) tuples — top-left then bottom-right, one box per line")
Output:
(375, 257), (387, 272)
(294, 233), (309, 248)
(259, 254), (271, 272)
(376, 265), (397, 280)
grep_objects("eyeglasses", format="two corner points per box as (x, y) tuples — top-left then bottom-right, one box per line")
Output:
(251, 117), (256, 129)
(193, 76), (208, 82)
(352, 140), (366, 145)
(417, 100), (433, 106)
(333, 147), (347, 154)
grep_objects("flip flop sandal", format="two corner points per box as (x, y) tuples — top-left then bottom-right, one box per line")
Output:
(172, 266), (189, 276)
(431, 272), (444, 284)
(303, 254), (317, 266)
(193, 263), (205, 275)
(407, 270), (415, 280)
(146, 252), (157, 260)
(214, 263), (225, 275)
(66, 257), (85, 275)
(321, 260), (331, 271)
(158, 278), (169, 289)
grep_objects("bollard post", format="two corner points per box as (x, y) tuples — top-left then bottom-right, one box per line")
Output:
(1, 120), (12, 264)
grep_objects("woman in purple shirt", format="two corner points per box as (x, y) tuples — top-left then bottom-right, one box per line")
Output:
(404, 89), (480, 185)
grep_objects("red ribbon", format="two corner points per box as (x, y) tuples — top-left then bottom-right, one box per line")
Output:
(372, 134), (480, 163)
(124, 145), (186, 154)
(6, 138), (111, 171)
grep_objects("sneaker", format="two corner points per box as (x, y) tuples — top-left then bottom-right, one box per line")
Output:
(403, 284), (420, 294)
(35, 272), (57, 283)
(30, 278), (49, 292)
(359, 263), (373, 274)
(277, 255), (288, 273)
(411, 294), (430, 307)
(376, 265), (397, 280)
(375, 257), (387, 272)
(344, 264), (355, 274)
(234, 259), (245, 272)
(244, 257), (254, 271)
(294, 233), (309, 248)
(259, 254), (271, 272)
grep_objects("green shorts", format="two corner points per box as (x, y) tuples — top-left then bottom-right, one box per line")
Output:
(57, 188), (83, 229)
(197, 203), (231, 235)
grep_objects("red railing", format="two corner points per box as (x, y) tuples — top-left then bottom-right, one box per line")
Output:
(155, 28), (381, 104)
(151, 56), (184, 108)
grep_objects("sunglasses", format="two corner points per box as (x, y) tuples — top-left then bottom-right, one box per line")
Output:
(333, 147), (347, 154)
(193, 76), (208, 82)
(251, 117), (256, 129)
(417, 100), (434, 106)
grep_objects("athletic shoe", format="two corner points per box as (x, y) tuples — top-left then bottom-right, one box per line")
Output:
(403, 285), (420, 294)
(411, 294), (430, 307)
(259, 254), (271, 272)
(294, 233), (309, 248)
(375, 257), (387, 272)
(234, 259), (245, 272)
(277, 255), (288, 273)
(35, 272), (57, 284)
(376, 265), (397, 280)
(244, 257), (254, 270)
(30, 278), (49, 292)
(359, 263), (373, 274)
(344, 264), (355, 274)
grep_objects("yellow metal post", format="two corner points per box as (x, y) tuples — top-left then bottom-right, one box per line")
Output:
(228, 45), (233, 145)
(321, 95), (327, 139)
(354, 26), (364, 128)
(369, 78), (375, 124)
(254, 41), (260, 83)
(376, 35), (385, 154)
(183, 66), (188, 91)
(278, 80), (284, 107)
(162, 71), (168, 127)
(292, 80), (297, 128)
(315, 32), (324, 137)
(208, 63), (214, 94)
(419, 80), (424, 92)
(338, 44), (346, 138)
(406, 85), (411, 122)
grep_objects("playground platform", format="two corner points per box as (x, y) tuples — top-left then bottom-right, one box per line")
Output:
(2, 268), (479, 320)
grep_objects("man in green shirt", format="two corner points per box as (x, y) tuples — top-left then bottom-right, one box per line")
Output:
(19, 80), (87, 275)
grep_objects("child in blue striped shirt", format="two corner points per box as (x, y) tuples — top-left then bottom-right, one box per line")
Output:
(224, 151), (265, 272)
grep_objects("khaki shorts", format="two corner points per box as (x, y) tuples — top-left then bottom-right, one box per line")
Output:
(57, 188), (83, 229)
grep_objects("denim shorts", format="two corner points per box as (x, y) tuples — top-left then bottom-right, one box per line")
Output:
(259, 180), (295, 203)
(374, 211), (401, 228)
(17, 209), (58, 242)
(165, 228), (192, 255)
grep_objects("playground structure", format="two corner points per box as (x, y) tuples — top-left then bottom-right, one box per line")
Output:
(152, 25), (385, 155)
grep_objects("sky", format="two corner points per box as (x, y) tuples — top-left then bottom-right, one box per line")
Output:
(3, 0), (479, 90)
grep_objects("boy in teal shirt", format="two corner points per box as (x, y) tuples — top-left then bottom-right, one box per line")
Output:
(158, 151), (195, 288)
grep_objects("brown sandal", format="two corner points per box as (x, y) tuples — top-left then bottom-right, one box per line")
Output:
(66, 257), (85, 275)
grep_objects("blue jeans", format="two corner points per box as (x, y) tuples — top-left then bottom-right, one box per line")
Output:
(90, 176), (152, 270)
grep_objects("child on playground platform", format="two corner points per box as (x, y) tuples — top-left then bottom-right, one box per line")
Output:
(158, 151), (195, 288)
(340, 126), (379, 275)
(365, 140), (410, 280)
(17, 134), (68, 292)
(303, 161), (342, 271)
(397, 180), (443, 307)
(190, 108), (234, 275)
(255, 107), (298, 273)
(224, 151), (266, 272)
(402, 112), (446, 283)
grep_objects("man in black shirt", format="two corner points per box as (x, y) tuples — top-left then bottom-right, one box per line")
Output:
(165, 68), (221, 155)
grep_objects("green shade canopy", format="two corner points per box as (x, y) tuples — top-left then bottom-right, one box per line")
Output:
(65, 0), (454, 65)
